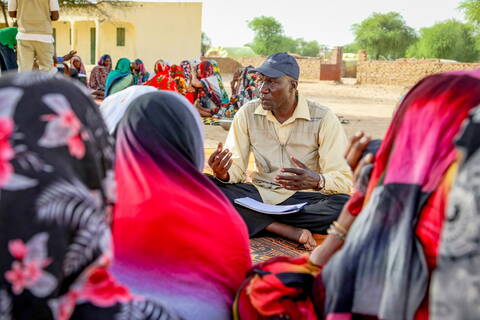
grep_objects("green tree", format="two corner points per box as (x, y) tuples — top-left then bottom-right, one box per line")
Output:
(297, 39), (321, 57)
(343, 42), (360, 53)
(248, 16), (286, 56)
(460, 0), (480, 28)
(247, 16), (324, 57)
(352, 12), (417, 60)
(458, 0), (480, 51)
(280, 36), (299, 54)
(406, 20), (478, 62)
(0, 0), (123, 26)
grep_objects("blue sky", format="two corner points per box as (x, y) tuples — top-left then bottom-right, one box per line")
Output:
(200, 0), (465, 47)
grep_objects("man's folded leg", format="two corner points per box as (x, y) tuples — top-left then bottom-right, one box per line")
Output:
(207, 175), (349, 237)
(207, 175), (276, 236)
(275, 192), (350, 234)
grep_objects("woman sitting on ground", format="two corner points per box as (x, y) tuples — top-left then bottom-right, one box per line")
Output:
(0, 72), (181, 320)
(234, 69), (480, 319)
(131, 58), (150, 85)
(111, 90), (252, 320)
(53, 50), (76, 75)
(144, 59), (178, 92)
(194, 60), (229, 117)
(89, 54), (112, 97)
(69, 55), (87, 85)
(210, 60), (230, 105)
(104, 58), (133, 97)
(170, 64), (189, 95)
(146, 59), (164, 81)
(180, 59), (199, 104)
(215, 65), (259, 119)
(170, 63), (201, 105)
(230, 65), (259, 109)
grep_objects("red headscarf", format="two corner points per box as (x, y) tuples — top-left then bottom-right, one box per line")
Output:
(144, 60), (178, 91)
(195, 61), (223, 109)
(111, 91), (251, 319)
(323, 69), (480, 320)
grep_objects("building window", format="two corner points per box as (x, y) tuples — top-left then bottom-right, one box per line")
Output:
(116, 28), (125, 47)
(90, 28), (96, 65)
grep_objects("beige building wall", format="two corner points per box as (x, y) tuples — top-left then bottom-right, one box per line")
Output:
(74, 21), (95, 64)
(53, 21), (71, 57)
(98, 21), (137, 66)
(53, 1), (202, 71)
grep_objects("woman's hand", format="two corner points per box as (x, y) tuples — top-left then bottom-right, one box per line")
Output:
(309, 131), (376, 267)
(344, 131), (371, 172)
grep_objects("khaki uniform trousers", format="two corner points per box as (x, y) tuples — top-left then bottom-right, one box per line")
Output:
(17, 39), (54, 72)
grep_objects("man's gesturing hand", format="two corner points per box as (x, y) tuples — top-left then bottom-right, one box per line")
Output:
(275, 157), (321, 191)
(208, 142), (233, 182)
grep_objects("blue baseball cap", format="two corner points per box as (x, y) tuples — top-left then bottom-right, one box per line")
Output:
(254, 52), (300, 80)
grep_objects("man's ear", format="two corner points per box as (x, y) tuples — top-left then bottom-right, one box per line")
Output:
(290, 80), (298, 92)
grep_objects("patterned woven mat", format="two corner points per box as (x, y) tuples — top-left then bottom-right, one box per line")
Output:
(250, 235), (326, 264)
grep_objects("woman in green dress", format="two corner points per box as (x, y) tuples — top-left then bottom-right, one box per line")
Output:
(104, 58), (133, 97)
(0, 27), (18, 72)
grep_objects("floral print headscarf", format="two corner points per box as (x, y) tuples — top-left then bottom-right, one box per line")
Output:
(170, 64), (188, 96)
(0, 73), (180, 320)
(195, 61), (223, 111)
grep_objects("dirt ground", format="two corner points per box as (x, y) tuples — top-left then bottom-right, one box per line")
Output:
(204, 77), (409, 149)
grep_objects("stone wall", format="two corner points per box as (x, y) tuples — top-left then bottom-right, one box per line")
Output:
(237, 57), (321, 80)
(357, 59), (480, 86)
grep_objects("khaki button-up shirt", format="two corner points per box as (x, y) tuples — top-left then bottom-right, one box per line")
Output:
(224, 95), (353, 205)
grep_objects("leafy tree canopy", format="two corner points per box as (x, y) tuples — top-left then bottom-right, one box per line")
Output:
(352, 12), (417, 60)
(406, 19), (478, 62)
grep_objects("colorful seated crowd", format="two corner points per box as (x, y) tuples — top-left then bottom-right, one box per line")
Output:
(0, 26), (260, 120)
(57, 53), (260, 120)
(1, 49), (480, 320)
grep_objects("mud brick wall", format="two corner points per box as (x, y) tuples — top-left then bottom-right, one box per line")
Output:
(201, 57), (244, 74)
(357, 59), (480, 86)
(237, 57), (322, 80)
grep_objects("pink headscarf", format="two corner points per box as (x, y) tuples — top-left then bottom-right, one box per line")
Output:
(70, 55), (86, 75)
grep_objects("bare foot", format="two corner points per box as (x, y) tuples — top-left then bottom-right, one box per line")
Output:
(266, 222), (317, 251)
(297, 229), (317, 251)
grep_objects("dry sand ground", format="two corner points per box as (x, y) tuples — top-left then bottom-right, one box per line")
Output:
(204, 77), (409, 149)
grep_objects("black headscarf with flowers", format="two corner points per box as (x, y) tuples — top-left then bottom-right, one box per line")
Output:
(0, 73), (180, 320)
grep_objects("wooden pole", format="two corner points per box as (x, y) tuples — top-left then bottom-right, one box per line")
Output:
(1, 1), (9, 27)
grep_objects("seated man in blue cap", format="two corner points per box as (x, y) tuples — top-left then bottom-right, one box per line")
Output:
(209, 52), (352, 250)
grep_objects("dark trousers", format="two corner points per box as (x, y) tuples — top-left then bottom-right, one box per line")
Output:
(209, 176), (349, 237)
(0, 44), (17, 72)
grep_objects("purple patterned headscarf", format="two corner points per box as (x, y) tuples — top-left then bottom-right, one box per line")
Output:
(98, 54), (112, 71)
(134, 59), (145, 73)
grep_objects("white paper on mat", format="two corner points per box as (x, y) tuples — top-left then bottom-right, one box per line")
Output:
(234, 197), (307, 215)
